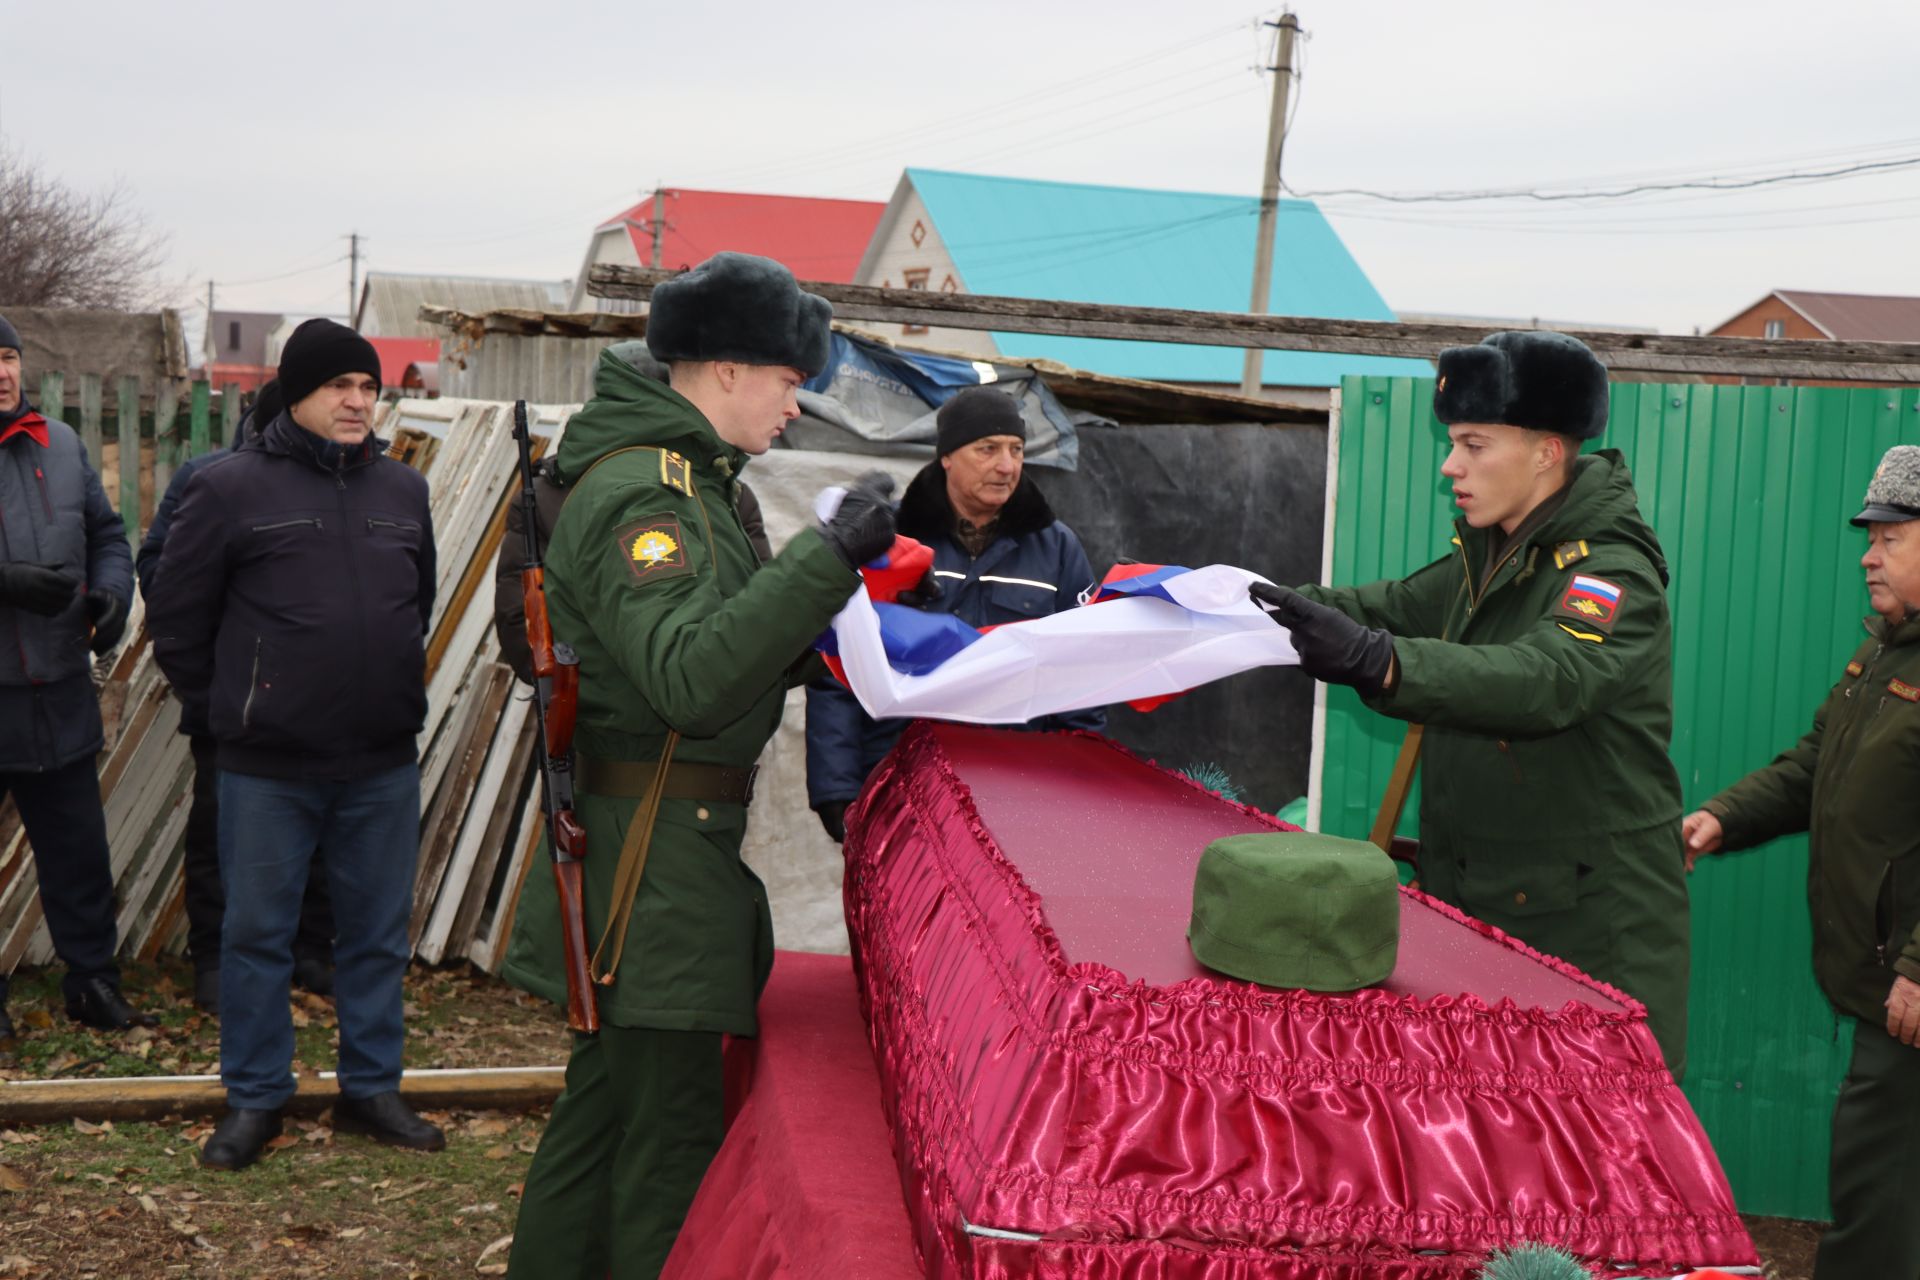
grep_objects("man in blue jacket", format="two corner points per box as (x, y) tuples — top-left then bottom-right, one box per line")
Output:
(0, 314), (152, 1042)
(136, 381), (335, 1016)
(150, 319), (442, 1171)
(804, 386), (1104, 839)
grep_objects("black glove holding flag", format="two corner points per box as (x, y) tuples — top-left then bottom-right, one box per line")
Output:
(819, 471), (898, 572)
(1249, 582), (1395, 696)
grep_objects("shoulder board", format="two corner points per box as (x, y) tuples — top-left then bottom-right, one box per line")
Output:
(1552, 540), (1591, 571)
(1890, 678), (1920, 703)
(660, 449), (695, 497)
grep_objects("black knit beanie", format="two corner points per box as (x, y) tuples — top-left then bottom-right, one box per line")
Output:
(0, 315), (20, 352)
(935, 386), (1027, 456)
(278, 319), (381, 409)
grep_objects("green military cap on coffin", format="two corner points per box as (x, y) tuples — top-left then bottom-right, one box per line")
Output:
(1188, 832), (1400, 993)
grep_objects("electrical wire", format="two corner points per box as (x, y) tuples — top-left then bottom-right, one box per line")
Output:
(1289, 153), (1920, 203)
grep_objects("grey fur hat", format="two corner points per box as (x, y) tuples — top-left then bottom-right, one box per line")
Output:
(645, 252), (833, 377)
(1433, 330), (1610, 440)
(1854, 445), (1920, 526)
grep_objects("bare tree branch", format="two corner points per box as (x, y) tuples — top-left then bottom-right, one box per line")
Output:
(0, 144), (170, 310)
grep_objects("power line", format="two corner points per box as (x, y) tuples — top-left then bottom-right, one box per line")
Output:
(1288, 152), (1920, 204)
(216, 254), (351, 288)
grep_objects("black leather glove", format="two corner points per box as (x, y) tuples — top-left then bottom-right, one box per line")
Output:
(816, 801), (848, 844)
(85, 589), (127, 654)
(0, 562), (81, 616)
(1249, 582), (1395, 696)
(818, 472), (897, 571)
(895, 570), (944, 609)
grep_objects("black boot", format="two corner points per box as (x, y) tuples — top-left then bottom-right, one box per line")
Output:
(200, 1108), (284, 1171)
(332, 1092), (445, 1151)
(192, 968), (220, 1016)
(65, 977), (158, 1030)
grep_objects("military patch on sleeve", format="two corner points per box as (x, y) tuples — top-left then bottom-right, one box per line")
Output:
(1552, 540), (1591, 571)
(1847, 660), (1866, 678)
(1890, 678), (1920, 703)
(613, 514), (693, 585)
(1551, 573), (1625, 631)
(659, 450), (695, 497)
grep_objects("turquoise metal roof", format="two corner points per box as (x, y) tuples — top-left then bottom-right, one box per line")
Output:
(907, 168), (1430, 388)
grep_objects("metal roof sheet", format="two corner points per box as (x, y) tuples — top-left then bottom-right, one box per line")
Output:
(906, 168), (1429, 387)
(1774, 290), (1920, 342)
(357, 273), (570, 337)
(601, 189), (885, 282)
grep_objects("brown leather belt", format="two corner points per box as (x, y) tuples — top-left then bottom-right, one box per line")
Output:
(577, 755), (755, 806)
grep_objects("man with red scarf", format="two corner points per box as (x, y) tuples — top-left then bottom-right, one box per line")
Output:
(0, 313), (150, 1043)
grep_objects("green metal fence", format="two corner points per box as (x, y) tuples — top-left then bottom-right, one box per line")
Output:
(1316, 375), (1920, 1220)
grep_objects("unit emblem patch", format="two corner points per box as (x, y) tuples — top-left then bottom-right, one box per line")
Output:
(1890, 678), (1920, 703)
(1847, 660), (1866, 678)
(1551, 573), (1625, 631)
(613, 514), (693, 584)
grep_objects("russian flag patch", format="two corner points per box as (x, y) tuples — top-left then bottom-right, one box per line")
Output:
(1553, 573), (1626, 631)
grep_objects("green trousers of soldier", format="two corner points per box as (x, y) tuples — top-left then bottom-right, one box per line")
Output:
(507, 1026), (723, 1280)
(1813, 1023), (1920, 1279)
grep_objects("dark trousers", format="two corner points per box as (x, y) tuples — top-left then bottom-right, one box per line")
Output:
(0, 756), (121, 1004)
(1813, 1021), (1920, 1279)
(184, 734), (334, 973)
(508, 1026), (725, 1280)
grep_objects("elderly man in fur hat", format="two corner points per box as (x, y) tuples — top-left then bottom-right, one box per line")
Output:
(500, 253), (896, 1279)
(1250, 331), (1691, 1078)
(1683, 444), (1920, 1278)
(803, 385), (1104, 842)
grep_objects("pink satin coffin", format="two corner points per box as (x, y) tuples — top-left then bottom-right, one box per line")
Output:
(843, 724), (1756, 1278)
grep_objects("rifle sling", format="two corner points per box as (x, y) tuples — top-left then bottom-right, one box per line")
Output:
(587, 734), (681, 986)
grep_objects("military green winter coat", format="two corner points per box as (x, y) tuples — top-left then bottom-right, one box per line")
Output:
(1300, 450), (1690, 1073)
(500, 351), (856, 1034)
(1705, 612), (1920, 1024)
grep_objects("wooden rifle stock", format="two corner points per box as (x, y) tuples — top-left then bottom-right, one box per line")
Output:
(513, 400), (599, 1034)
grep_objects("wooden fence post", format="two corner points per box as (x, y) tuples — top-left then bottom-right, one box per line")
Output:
(188, 381), (210, 457)
(38, 372), (63, 423)
(116, 377), (142, 544)
(153, 381), (181, 500)
(78, 373), (103, 468)
(219, 382), (240, 450)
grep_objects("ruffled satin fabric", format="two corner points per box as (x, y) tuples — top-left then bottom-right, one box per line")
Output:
(843, 724), (1756, 1279)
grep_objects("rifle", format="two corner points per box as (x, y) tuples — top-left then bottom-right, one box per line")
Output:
(513, 400), (598, 1034)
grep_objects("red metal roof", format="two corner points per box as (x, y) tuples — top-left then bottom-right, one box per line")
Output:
(1774, 290), (1920, 342)
(367, 337), (440, 388)
(600, 189), (885, 282)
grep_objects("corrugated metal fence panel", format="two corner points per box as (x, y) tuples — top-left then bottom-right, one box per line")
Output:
(1323, 375), (1920, 1219)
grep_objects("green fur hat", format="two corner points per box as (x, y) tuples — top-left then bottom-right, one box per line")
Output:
(645, 251), (833, 376)
(1433, 330), (1610, 440)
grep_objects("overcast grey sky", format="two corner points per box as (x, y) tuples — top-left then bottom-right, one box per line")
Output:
(7, 0), (1918, 335)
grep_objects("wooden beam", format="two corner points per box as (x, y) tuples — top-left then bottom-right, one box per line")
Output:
(0, 1066), (565, 1126)
(587, 265), (1920, 383)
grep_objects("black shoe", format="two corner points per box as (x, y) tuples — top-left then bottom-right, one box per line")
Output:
(331, 1091), (445, 1151)
(65, 977), (158, 1030)
(193, 968), (220, 1016)
(200, 1107), (284, 1171)
(291, 955), (335, 997)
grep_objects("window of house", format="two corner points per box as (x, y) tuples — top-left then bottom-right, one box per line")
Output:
(228, 321), (241, 351)
(902, 268), (931, 336)
(1763, 319), (1785, 339)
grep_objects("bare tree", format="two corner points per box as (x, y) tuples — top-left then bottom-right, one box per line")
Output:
(0, 144), (169, 310)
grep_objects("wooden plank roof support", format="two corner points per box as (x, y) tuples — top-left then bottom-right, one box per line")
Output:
(0, 1066), (565, 1126)
(588, 264), (1920, 384)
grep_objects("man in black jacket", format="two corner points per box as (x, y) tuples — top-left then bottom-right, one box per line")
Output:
(150, 319), (442, 1171)
(136, 381), (336, 1015)
(0, 313), (153, 1041)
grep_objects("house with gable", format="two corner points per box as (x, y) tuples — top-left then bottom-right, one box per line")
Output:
(1709, 289), (1920, 386)
(853, 168), (1429, 405)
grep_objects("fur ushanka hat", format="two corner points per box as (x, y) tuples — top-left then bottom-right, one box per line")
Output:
(645, 252), (833, 377)
(1433, 330), (1610, 440)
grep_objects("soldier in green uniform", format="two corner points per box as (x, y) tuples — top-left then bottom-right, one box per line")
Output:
(1251, 331), (1690, 1076)
(1683, 445), (1920, 1279)
(500, 253), (897, 1279)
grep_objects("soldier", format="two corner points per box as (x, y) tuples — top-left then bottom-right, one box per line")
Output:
(1683, 445), (1920, 1278)
(1251, 331), (1690, 1076)
(499, 252), (895, 1279)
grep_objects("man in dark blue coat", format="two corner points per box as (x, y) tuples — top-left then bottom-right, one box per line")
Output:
(805, 386), (1104, 840)
(136, 381), (335, 1016)
(0, 313), (152, 1041)
(150, 319), (442, 1171)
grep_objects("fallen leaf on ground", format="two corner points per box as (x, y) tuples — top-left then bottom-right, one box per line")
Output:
(0, 1165), (25, 1192)
(71, 1119), (110, 1136)
(477, 1235), (513, 1263)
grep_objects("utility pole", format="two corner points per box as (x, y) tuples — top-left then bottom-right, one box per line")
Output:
(1239, 11), (1301, 399)
(346, 231), (362, 325)
(649, 185), (666, 269)
(206, 279), (215, 314)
